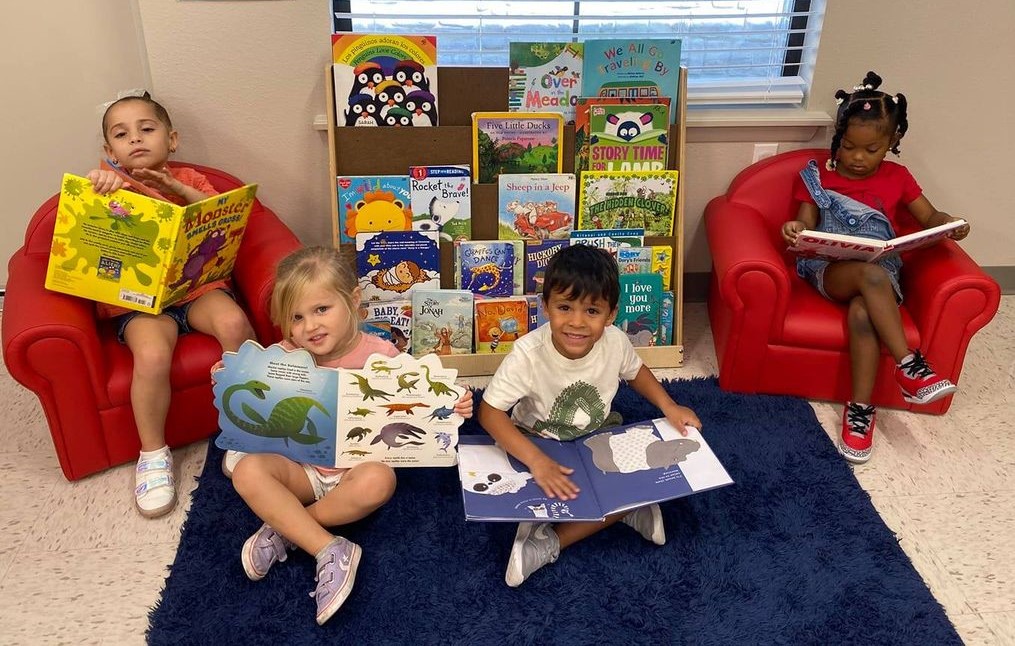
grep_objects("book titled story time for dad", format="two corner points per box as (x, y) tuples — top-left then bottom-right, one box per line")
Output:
(458, 418), (733, 522)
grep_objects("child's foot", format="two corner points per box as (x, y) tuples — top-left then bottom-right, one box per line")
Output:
(241, 523), (295, 581)
(134, 446), (177, 518)
(505, 522), (559, 588)
(895, 350), (957, 404)
(311, 536), (361, 626)
(622, 503), (666, 545)
(221, 450), (248, 479)
(839, 402), (876, 464)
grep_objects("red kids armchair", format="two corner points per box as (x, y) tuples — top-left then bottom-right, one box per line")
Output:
(2, 163), (302, 480)
(705, 148), (1000, 414)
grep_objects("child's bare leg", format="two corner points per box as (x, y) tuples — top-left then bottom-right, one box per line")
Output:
(186, 289), (256, 352)
(823, 262), (909, 361)
(555, 515), (624, 550)
(844, 296), (880, 402)
(123, 315), (179, 451)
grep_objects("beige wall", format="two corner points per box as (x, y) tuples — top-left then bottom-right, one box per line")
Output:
(3, 0), (1012, 285)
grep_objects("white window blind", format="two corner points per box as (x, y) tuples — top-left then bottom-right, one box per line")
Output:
(333, 0), (824, 107)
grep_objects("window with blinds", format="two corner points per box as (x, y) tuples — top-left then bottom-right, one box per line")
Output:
(332, 0), (824, 107)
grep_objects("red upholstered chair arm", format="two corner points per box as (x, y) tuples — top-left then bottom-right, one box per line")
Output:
(705, 197), (793, 332)
(2, 251), (110, 408)
(901, 240), (1001, 348)
(232, 205), (301, 344)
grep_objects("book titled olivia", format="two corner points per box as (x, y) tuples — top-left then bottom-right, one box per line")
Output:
(788, 220), (966, 262)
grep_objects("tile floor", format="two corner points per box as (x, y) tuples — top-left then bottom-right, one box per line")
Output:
(0, 299), (1012, 645)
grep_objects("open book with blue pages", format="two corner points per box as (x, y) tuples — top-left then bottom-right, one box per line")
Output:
(457, 418), (733, 522)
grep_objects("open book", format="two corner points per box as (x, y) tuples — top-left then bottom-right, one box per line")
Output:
(788, 219), (965, 262)
(213, 341), (464, 468)
(458, 418), (733, 522)
(44, 172), (256, 313)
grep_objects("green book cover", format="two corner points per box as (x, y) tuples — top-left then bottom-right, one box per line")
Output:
(616, 272), (663, 347)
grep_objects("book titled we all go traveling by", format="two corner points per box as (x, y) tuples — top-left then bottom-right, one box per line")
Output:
(458, 419), (733, 522)
(787, 219), (967, 262)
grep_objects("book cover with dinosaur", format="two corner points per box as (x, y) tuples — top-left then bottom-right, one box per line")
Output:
(45, 173), (256, 314)
(213, 341), (464, 468)
(458, 418), (732, 522)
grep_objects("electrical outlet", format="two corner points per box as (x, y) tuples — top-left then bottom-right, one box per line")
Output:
(752, 143), (779, 163)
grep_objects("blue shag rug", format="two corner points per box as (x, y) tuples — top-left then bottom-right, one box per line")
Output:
(148, 377), (959, 645)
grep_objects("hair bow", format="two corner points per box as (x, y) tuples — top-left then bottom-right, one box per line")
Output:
(97, 88), (150, 114)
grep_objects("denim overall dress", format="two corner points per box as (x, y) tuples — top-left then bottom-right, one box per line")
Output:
(796, 160), (903, 302)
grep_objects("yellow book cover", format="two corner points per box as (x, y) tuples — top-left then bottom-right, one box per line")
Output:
(651, 244), (673, 291)
(45, 174), (258, 314)
(471, 111), (564, 184)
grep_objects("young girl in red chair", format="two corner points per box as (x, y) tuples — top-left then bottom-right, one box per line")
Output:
(87, 92), (256, 517)
(781, 72), (970, 464)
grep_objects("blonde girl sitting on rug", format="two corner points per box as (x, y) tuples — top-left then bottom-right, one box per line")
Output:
(226, 246), (473, 626)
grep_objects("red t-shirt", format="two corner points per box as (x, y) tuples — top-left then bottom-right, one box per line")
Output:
(793, 160), (923, 232)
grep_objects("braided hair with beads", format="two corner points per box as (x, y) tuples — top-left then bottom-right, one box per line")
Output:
(828, 71), (908, 170)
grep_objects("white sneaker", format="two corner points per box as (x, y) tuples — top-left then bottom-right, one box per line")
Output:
(505, 522), (559, 587)
(622, 503), (666, 545)
(222, 450), (248, 479)
(135, 447), (176, 518)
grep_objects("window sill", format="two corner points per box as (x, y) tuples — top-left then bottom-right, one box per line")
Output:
(686, 108), (833, 143)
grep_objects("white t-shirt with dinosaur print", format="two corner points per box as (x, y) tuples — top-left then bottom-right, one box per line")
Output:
(483, 324), (643, 441)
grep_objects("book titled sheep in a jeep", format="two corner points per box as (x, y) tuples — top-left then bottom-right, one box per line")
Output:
(457, 418), (733, 522)
(213, 340), (464, 468)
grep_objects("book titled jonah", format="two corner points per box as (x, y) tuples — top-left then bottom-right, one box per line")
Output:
(457, 418), (733, 522)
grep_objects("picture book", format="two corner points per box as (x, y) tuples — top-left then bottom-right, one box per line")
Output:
(651, 244), (674, 291)
(458, 418), (733, 522)
(497, 173), (575, 241)
(577, 170), (679, 236)
(569, 228), (644, 257)
(454, 240), (524, 297)
(472, 112), (564, 184)
(213, 341), (464, 468)
(581, 39), (682, 123)
(408, 165), (472, 242)
(332, 34), (439, 127)
(45, 173), (256, 314)
(524, 239), (569, 294)
(508, 42), (584, 123)
(361, 319), (392, 342)
(616, 245), (672, 290)
(787, 220), (966, 262)
(659, 290), (675, 346)
(587, 102), (670, 172)
(360, 299), (413, 354)
(336, 175), (413, 245)
(474, 296), (530, 354)
(574, 97), (670, 174)
(617, 272), (663, 347)
(411, 289), (474, 356)
(525, 294), (549, 331)
(355, 230), (440, 303)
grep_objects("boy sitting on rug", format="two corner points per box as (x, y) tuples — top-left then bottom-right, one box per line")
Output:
(477, 244), (701, 587)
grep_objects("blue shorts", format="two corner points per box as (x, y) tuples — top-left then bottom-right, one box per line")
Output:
(115, 288), (234, 344)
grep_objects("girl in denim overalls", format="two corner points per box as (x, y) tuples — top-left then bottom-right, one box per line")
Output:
(781, 72), (970, 464)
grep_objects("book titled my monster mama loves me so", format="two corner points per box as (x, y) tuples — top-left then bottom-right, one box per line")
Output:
(44, 173), (256, 314)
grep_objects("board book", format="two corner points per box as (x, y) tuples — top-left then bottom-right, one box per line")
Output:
(617, 272), (664, 347)
(458, 418), (733, 522)
(355, 230), (440, 303)
(508, 42), (584, 123)
(497, 173), (575, 241)
(45, 173), (256, 314)
(336, 174), (413, 245)
(524, 239), (569, 294)
(331, 34), (439, 127)
(360, 299), (413, 354)
(213, 341), (463, 468)
(408, 164), (472, 242)
(471, 112), (564, 184)
(788, 220), (966, 262)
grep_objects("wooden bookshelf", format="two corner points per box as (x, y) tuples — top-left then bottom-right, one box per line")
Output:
(326, 65), (687, 376)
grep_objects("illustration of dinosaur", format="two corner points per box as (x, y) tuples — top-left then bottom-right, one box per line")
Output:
(346, 426), (373, 442)
(420, 364), (459, 398)
(425, 405), (455, 421)
(370, 423), (426, 449)
(397, 371), (420, 393)
(221, 380), (329, 446)
(342, 449), (371, 457)
(349, 374), (394, 401)
(370, 360), (400, 375)
(378, 402), (431, 416)
(348, 408), (373, 418)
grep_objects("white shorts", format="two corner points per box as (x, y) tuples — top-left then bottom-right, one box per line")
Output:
(301, 465), (346, 501)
